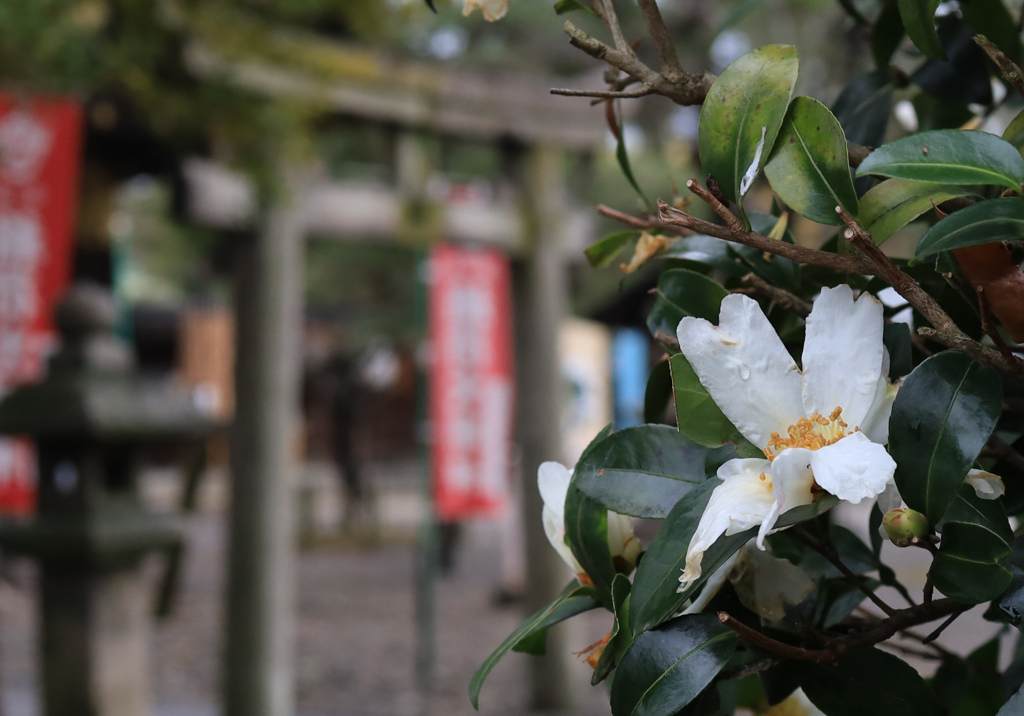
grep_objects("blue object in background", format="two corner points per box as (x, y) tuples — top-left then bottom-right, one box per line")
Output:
(612, 328), (649, 429)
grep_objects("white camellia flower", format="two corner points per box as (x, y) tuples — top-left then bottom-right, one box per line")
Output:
(676, 285), (899, 592)
(462, 0), (510, 21)
(538, 461), (642, 578)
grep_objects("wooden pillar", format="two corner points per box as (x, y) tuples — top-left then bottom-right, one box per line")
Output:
(513, 143), (574, 712)
(225, 179), (306, 716)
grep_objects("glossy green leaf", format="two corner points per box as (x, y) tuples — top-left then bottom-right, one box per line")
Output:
(698, 45), (800, 205)
(470, 581), (599, 708)
(1004, 108), (1024, 158)
(889, 351), (1002, 525)
(593, 574), (632, 684)
(670, 353), (759, 455)
(897, 0), (946, 60)
(573, 425), (712, 519)
(610, 614), (738, 716)
(764, 97), (859, 225)
(628, 480), (750, 634)
(831, 70), (893, 148)
(586, 230), (638, 268)
(646, 269), (729, 341)
(856, 130), (1024, 191)
(997, 536), (1024, 627)
(554, 0), (600, 16)
(883, 322), (913, 379)
(565, 432), (618, 609)
(930, 485), (1013, 603)
(916, 198), (1024, 258)
(644, 359), (672, 424)
(731, 213), (801, 290)
(800, 647), (945, 716)
(859, 178), (972, 244)
(872, 0), (905, 68)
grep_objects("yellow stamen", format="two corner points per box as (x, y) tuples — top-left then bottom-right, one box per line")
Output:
(763, 407), (855, 461)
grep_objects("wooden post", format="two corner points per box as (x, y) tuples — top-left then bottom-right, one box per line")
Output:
(513, 143), (574, 712)
(224, 179), (306, 716)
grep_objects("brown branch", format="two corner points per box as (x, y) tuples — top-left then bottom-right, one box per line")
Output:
(837, 207), (1024, 380)
(636, 0), (686, 81)
(597, 204), (683, 233)
(975, 35), (1024, 100)
(659, 195), (875, 274)
(985, 434), (1024, 473)
(551, 87), (655, 99)
(597, 0), (631, 53)
(923, 610), (965, 643)
(737, 273), (813, 317)
(719, 597), (969, 664)
(793, 530), (896, 617)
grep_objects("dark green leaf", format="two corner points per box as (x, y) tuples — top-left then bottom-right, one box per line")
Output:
(573, 425), (712, 519)
(859, 178), (972, 244)
(554, 0), (601, 16)
(883, 322), (913, 378)
(761, 660), (802, 705)
(698, 45), (800, 205)
(800, 647), (945, 716)
(911, 20), (993, 106)
(646, 269), (729, 341)
(469, 581), (599, 708)
(670, 353), (759, 455)
(856, 130), (1024, 191)
(586, 230), (638, 268)
(961, 8), (1022, 65)
(897, 0), (947, 60)
(1004, 108), (1024, 158)
(1000, 681), (1024, 714)
(916, 198), (1024, 258)
(644, 359), (673, 425)
(764, 96), (860, 225)
(831, 70), (893, 149)
(872, 0), (905, 68)
(593, 574), (633, 684)
(931, 485), (1013, 603)
(774, 495), (841, 530)
(628, 480), (752, 635)
(732, 213), (801, 290)
(511, 629), (548, 655)
(998, 536), (1024, 627)
(889, 351), (1002, 524)
(565, 480), (616, 609)
(610, 614), (738, 716)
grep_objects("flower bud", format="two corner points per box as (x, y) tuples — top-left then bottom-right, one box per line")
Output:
(882, 508), (929, 547)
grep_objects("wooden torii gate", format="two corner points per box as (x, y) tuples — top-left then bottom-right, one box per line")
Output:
(182, 42), (606, 716)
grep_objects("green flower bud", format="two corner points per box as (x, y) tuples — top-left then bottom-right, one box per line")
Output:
(882, 508), (930, 547)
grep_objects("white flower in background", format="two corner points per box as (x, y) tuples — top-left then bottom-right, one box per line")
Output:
(538, 461), (642, 578)
(966, 469), (1005, 500)
(462, 0), (509, 21)
(677, 286), (899, 592)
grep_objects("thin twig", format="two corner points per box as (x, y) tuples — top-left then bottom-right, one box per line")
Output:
(737, 273), (813, 317)
(597, 204), (678, 232)
(837, 207), (1024, 380)
(975, 35), (1024, 100)
(793, 530), (896, 617)
(659, 196), (875, 274)
(636, 0), (686, 81)
(551, 86), (655, 99)
(923, 578), (934, 607)
(718, 612), (837, 663)
(923, 609), (967, 644)
(597, 0), (631, 53)
(976, 286), (1016, 359)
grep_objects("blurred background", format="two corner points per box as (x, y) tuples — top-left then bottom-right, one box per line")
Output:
(0, 1), (1004, 715)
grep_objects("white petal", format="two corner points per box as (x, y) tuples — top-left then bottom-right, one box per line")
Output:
(762, 448), (817, 539)
(678, 460), (775, 592)
(537, 461), (571, 519)
(543, 505), (583, 574)
(810, 432), (895, 503)
(859, 376), (900, 445)
(682, 550), (741, 615)
(677, 294), (804, 447)
(801, 286), (884, 430)
(462, 0), (510, 21)
(877, 480), (903, 514)
(607, 512), (642, 570)
(966, 469), (1005, 500)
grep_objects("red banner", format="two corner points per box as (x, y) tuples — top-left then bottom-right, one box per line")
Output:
(0, 97), (83, 514)
(428, 244), (514, 521)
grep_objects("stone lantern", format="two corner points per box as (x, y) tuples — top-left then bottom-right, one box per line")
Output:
(0, 283), (213, 716)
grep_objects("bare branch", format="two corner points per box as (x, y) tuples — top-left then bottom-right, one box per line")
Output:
(659, 196), (875, 274)
(597, 0), (632, 53)
(636, 0), (685, 81)
(737, 273), (813, 316)
(551, 87), (655, 99)
(975, 35), (1024, 101)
